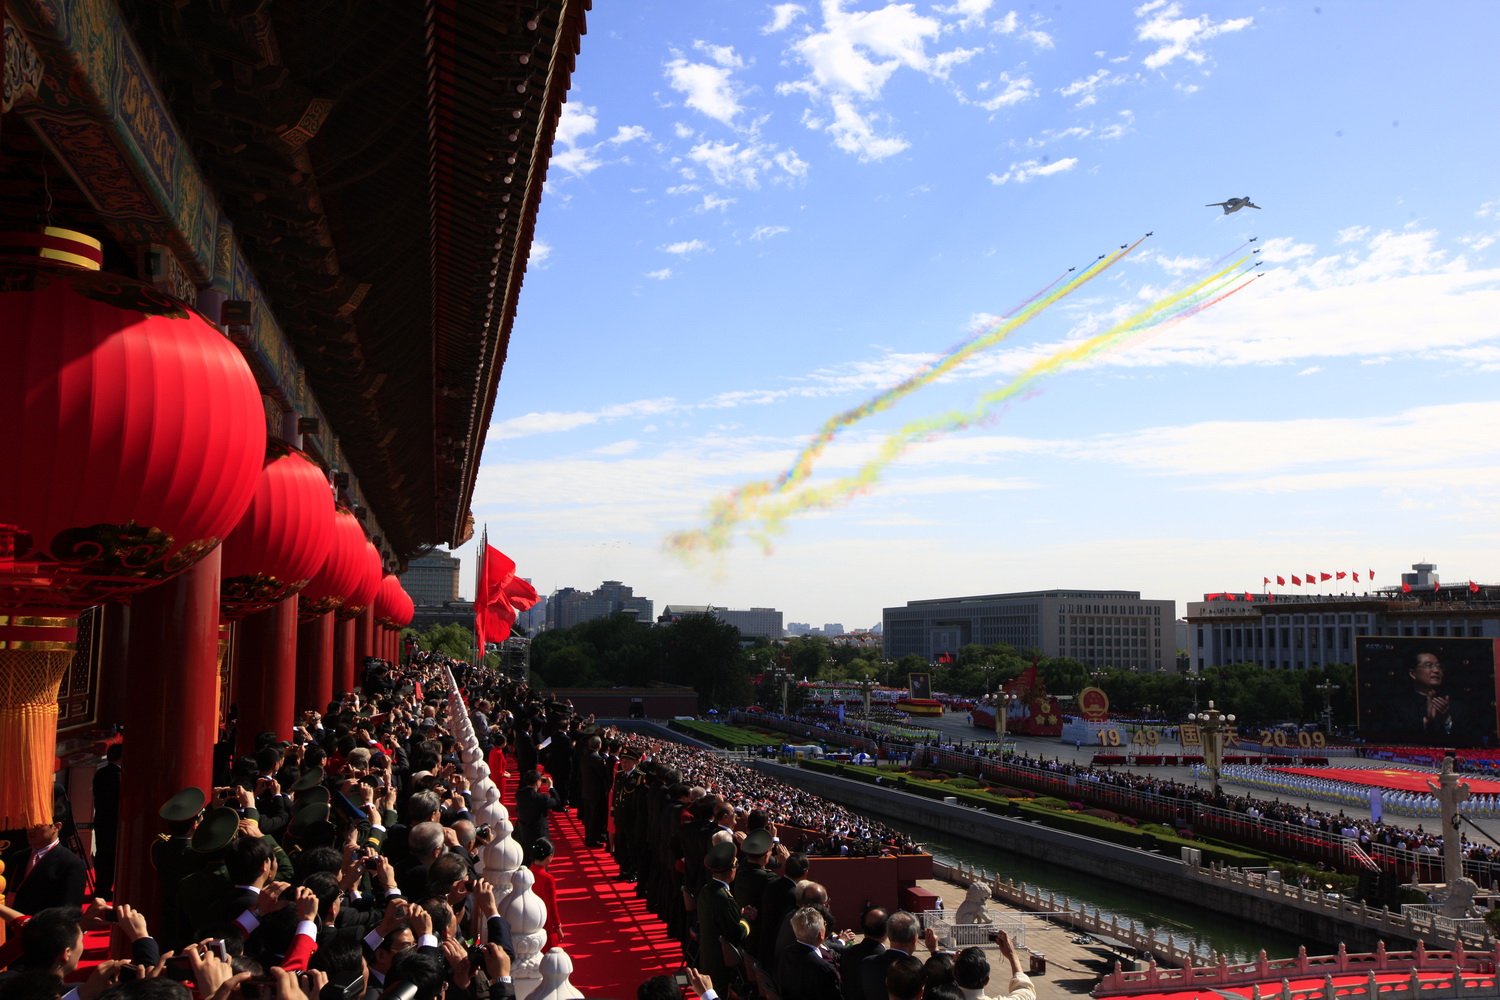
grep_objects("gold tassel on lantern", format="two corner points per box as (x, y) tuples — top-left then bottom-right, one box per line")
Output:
(0, 615), (76, 828)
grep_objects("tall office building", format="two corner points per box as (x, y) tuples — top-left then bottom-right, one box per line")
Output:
(884, 589), (1176, 673)
(659, 605), (785, 640)
(405, 551), (462, 606)
(546, 580), (653, 629)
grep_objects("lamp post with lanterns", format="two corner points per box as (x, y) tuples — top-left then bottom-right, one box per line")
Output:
(995, 689), (1020, 743)
(1316, 681), (1340, 734)
(1189, 700), (1236, 795)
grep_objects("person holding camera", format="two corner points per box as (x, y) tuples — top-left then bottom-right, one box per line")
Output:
(512, 771), (560, 866)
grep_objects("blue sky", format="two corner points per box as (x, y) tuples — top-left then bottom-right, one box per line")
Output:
(452, 1), (1500, 631)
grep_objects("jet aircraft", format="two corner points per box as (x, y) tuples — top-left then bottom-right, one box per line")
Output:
(1207, 197), (1261, 214)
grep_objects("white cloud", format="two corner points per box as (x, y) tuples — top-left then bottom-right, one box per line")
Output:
(987, 157), (1078, 184)
(694, 40), (746, 69)
(645, 268), (673, 280)
(673, 122), (697, 139)
(609, 125), (650, 145)
(489, 398), (680, 441)
(1059, 68), (1129, 109)
(1154, 253), (1207, 276)
(824, 95), (909, 160)
(934, 0), (993, 30)
(549, 103), (647, 178)
(778, 0), (989, 158)
(665, 51), (747, 127)
(763, 3), (807, 34)
(1336, 225), (1371, 244)
(751, 225), (791, 241)
(1296, 365), (1321, 376)
(528, 240), (553, 267)
(688, 139), (808, 188)
(992, 9), (1053, 47)
(1134, 1), (1252, 70)
(1479, 199), (1500, 220)
(661, 239), (708, 256)
(972, 72), (1037, 111)
(696, 193), (737, 212)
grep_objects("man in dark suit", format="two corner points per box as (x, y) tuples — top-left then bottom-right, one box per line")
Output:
(6, 819), (87, 915)
(860, 910), (920, 1000)
(840, 906), (888, 1000)
(759, 852), (808, 967)
(92, 744), (122, 899)
(777, 906), (841, 1000)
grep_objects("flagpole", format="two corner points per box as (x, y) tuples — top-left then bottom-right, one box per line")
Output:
(475, 526), (487, 668)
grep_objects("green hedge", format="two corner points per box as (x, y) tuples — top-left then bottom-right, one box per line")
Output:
(669, 719), (784, 748)
(795, 758), (1269, 868)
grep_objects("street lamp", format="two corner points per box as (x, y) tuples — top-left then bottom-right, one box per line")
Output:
(860, 674), (875, 720)
(1188, 700), (1236, 795)
(995, 689), (1019, 743)
(1185, 674), (1203, 712)
(1315, 681), (1340, 734)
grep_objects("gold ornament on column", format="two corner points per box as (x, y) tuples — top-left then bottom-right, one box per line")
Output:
(0, 614), (77, 827)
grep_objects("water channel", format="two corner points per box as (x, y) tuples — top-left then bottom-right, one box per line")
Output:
(883, 813), (1309, 963)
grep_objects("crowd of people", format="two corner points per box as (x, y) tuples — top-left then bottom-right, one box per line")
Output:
(2, 652), (1024, 1000)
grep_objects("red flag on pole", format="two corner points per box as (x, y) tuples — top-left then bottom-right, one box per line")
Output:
(1433, 581), (1441, 592)
(1319, 572), (1332, 582)
(1226, 593), (1238, 601)
(478, 544), (523, 644)
(474, 531), (489, 655)
(1307, 572), (1317, 583)
(1291, 575), (1301, 586)
(1244, 592), (1253, 602)
(1263, 577), (1271, 587)
(1369, 569), (1375, 579)
(1353, 572), (1360, 582)
(1276, 576), (1285, 586)
(1335, 571), (1346, 580)
(1207, 593), (1224, 600)
(1402, 582), (1412, 593)
(1470, 581), (1481, 593)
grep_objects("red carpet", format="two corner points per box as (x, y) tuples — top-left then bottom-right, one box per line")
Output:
(1269, 765), (1500, 794)
(545, 807), (682, 996)
(513, 752), (681, 997)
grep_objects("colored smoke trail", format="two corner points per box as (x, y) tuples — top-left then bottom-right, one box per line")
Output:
(664, 249), (1259, 560)
(668, 239), (1146, 558)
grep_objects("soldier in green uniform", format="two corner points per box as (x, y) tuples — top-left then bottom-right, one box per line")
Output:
(696, 841), (754, 987)
(152, 787), (208, 948)
(733, 829), (782, 963)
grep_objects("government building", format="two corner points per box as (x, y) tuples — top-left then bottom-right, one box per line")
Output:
(1185, 564), (1499, 671)
(883, 589), (1176, 672)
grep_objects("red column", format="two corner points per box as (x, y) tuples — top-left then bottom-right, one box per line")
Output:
(297, 613), (335, 714)
(234, 596), (299, 754)
(332, 616), (356, 699)
(115, 547), (221, 928)
(95, 603), (131, 733)
(354, 607), (376, 686)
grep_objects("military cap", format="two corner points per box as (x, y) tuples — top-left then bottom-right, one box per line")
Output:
(288, 802), (331, 838)
(293, 786), (331, 808)
(741, 829), (774, 856)
(159, 787), (206, 822)
(289, 767), (325, 792)
(191, 807), (240, 853)
(705, 841), (738, 872)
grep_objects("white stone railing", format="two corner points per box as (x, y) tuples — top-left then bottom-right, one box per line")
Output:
(1094, 938), (1500, 997)
(930, 860), (1209, 967)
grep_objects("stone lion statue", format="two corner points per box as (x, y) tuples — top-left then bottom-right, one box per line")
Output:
(955, 881), (992, 925)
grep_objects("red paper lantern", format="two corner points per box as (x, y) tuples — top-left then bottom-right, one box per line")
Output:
(337, 541), (383, 621)
(0, 230), (265, 611)
(0, 227), (264, 826)
(374, 573), (401, 628)
(395, 587), (414, 628)
(219, 440), (336, 620)
(299, 506), (368, 621)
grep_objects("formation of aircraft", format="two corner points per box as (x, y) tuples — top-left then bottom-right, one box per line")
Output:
(1207, 196), (1261, 214)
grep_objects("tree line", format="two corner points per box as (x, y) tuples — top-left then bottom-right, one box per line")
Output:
(402, 620), (1359, 728)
